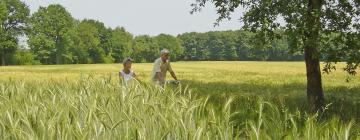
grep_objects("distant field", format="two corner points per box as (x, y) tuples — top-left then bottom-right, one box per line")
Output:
(1, 61), (358, 83)
(0, 61), (359, 139)
(1, 61), (359, 96)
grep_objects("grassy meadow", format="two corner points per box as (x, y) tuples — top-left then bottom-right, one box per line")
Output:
(0, 61), (359, 139)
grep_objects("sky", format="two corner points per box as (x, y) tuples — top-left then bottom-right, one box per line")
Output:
(25, 0), (244, 36)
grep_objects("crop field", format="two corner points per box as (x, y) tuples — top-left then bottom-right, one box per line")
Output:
(0, 61), (359, 139)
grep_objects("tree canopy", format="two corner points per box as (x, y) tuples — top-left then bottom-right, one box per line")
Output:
(0, 0), (29, 66)
(0, 2), (315, 66)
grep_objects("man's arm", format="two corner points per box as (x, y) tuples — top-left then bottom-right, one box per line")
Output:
(170, 71), (177, 81)
(168, 62), (177, 81)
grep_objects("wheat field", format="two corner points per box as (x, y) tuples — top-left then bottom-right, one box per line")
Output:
(0, 61), (359, 139)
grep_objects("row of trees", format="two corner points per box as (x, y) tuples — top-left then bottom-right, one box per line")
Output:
(0, 1), (184, 65)
(0, 0), (304, 66)
(179, 30), (303, 61)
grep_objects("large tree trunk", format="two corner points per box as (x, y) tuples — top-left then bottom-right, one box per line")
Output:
(304, 0), (325, 112)
(304, 46), (324, 112)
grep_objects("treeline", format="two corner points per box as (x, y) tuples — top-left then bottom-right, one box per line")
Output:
(1, 1), (303, 66)
(179, 31), (303, 61)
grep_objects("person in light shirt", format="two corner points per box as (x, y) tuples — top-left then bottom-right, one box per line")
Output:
(119, 57), (136, 85)
(151, 49), (178, 86)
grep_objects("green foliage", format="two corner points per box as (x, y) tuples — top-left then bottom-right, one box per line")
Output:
(132, 35), (160, 62)
(0, 0), (29, 66)
(27, 33), (55, 64)
(11, 48), (40, 65)
(178, 30), (302, 61)
(81, 19), (113, 56)
(0, 1), (312, 66)
(177, 32), (209, 60)
(154, 34), (183, 61)
(2, 1), (357, 66)
(110, 27), (133, 63)
(77, 20), (102, 63)
(28, 4), (74, 64)
(321, 33), (360, 75)
(67, 24), (90, 64)
(190, 0), (360, 74)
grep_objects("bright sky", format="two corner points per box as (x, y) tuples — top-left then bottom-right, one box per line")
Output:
(25, 0), (243, 36)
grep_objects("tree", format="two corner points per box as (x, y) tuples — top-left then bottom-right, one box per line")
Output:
(28, 4), (74, 64)
(0, 0), (29, 66)
(132, 35), (160, 62)
(191, 0), (360, 111)
(11, 47), (38, 65)
(79, 19), (113, 63)
(27, 33), (54, 64)
(178, 32), (210, 60)
(177, 32), (200, 60)
(207, 32), (226, 60)
(110, 27), (133, 63)
(234, 30), (253, 60)
(67, 22), (90, 64)
(155, 34), (183, 61)
(222, 31), (238, 60)
(77, 20), (102, 63)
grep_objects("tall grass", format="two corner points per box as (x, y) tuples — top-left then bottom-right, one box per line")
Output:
(0, 76), (358, 139)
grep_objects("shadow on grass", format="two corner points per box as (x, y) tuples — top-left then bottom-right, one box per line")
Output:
(181, 80), (360, 122)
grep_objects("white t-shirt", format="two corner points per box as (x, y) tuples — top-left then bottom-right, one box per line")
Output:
(120, 69), (135, 83)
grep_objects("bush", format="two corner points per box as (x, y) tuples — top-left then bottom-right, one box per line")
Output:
(10, 49), (40, 65)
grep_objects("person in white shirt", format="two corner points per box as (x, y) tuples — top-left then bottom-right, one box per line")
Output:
(119, 57), (136, 85)
(151, 49), (178, 86)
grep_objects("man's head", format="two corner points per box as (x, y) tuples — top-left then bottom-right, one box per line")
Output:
(123, 57), (133, 69)
(160, 49), (170, 62)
